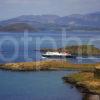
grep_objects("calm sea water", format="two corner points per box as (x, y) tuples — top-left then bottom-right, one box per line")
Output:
(0, 70), (82, 100)
(0, 31), (100, 63)
(0, 32), (99, 100)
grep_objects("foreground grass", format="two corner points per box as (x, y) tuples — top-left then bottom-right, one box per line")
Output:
(63, 72), (100, 94)
(0, 60), (98, 71)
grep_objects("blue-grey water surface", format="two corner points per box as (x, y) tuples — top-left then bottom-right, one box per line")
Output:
(0, 31), (99, 100)
(0, 31), (100, 63)
(0, 70), (82, 100)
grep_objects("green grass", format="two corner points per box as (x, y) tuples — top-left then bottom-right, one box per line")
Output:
(63, 72), (100, 94)
(0, 60), (97, 71)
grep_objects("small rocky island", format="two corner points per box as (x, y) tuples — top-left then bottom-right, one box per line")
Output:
(41, 45), (100, 56)
(0, 60), (98, 71)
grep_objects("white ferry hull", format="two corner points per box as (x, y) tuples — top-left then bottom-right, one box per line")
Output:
(42, 54), (76, 58)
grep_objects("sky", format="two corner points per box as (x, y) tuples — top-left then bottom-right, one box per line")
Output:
(0, 0), (100, 20)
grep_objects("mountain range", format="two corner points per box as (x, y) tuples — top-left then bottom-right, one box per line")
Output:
(0, 12), (100, 32)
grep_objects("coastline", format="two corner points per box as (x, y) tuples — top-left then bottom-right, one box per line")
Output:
(62, 72), (100, 100)
(0, 60), (100, 100)
(0, 60), (97, 71)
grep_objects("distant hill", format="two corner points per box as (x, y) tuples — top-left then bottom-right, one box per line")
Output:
(56, 12), (100, 26)
(0, 23), (38, 32)
(0, 12), (100, 32)
(0, 15), (60, 27)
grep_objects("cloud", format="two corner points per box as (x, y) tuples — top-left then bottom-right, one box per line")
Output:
(1, 0), (28, 4)
(1, 0), (49, 5)
(0, 0), (100, 20)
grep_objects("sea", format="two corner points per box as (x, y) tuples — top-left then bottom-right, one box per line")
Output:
(0, 31), (100, 64)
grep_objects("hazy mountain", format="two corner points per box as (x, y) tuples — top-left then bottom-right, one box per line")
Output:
(0, 12), (100, 32)
(56, 12), (100, 26)
(0, 23), (38, 32)
(0, 15), (59, 26)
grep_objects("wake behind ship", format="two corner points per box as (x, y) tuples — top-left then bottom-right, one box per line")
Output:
(42, 51), (76, 58)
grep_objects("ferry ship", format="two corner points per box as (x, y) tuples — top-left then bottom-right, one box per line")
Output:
(42, 51), (76, 58)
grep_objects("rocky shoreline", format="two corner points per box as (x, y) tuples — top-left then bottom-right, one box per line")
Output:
(63, 77), (99, 95)
(0, 60), (97, 71)
(62, 72), (100, 100)
(0, 60), (100, 100)
(83, 94), (100, 100)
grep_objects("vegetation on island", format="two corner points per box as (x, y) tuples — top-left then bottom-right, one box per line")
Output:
(0, 60), (99, 71)
(0, 58), (100, 98)
(41, 45), (100, 56)
(63, 72), (100, 94)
